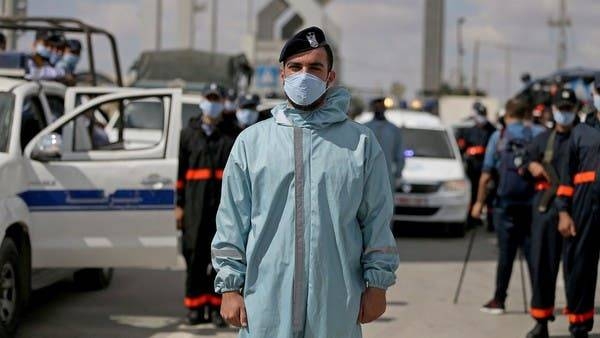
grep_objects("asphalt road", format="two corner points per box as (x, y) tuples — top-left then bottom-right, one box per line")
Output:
(16, 225), (600, 338)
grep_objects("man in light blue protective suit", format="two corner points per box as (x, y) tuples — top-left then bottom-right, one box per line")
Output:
(211, 26), (400, 338)
(364, 97), (405, 189)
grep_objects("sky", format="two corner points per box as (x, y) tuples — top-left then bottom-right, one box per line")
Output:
(22, 0), (600, 101)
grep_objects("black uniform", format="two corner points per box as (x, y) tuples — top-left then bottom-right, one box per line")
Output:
(556, 113), (600, 335)
(524, 129), (571, 322)
(457, 121), (497, 225)
(177, 117), (234, 312)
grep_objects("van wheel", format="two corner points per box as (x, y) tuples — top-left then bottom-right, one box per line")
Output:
(0, 238), (23, 336)
(74, 268), (114, 291)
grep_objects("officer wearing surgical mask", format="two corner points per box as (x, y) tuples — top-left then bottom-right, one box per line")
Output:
(56, 39), (82, 75)
(213, 26), (398, 336)
(175, 82), (234, 327)
(26, 30), (67, 81)
(235, 93), (264, 130)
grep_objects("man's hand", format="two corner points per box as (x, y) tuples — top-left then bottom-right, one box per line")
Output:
(358, 287), (386, 324)
(558, 211), (577, 238)
(175, 206), (184, 230)
(221, 291), (247, 328)
(528, 162), (550, 181)
(470, 201), (484, 219)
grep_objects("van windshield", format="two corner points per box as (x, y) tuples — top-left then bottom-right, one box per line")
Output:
(0, 92), (14, 153)
(402, 128), (455, 159)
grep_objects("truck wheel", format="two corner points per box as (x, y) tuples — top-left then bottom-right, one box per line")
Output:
(0, 238), (23, 336)
(74, 268), (114, 291)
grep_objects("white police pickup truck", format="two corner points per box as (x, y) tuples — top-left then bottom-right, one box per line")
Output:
(0, 81), (182, 334)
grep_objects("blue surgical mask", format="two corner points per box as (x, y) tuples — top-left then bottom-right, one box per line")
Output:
(35, 43), (51, 58)
(49, 51), (60, 65)
(283, 72), (327, 107)
(474, 114), (487, 125)
(199, 100), (223, 119)
(593, 93), (600, 111)
(553, 110), (576, 126)
(62, 53), (80, 73)
(236, 108), (259, 127)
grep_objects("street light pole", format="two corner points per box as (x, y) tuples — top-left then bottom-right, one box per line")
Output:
(457, 17), (466, 91)
(471, 39), (480, 95)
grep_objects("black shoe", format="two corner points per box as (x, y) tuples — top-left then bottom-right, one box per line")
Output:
(211, 309), (228, 328)
(480, 299), (505, 315)
(186, 307), (210, 325)
(526, 322), (549, 338)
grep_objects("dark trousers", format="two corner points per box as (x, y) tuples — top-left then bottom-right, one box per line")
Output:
(182, 225), (221, 310)
(493, 203), (533, 303)
(563, 186), (600, 334)
(529, 194), (562, 321)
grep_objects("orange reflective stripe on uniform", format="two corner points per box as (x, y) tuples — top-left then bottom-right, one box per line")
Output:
(176, 180), (185, 190)
(466, 146), (486, 156)
(530, 307), (554, 319)
(208, 294), (222, 307)
(186, 168), (212, 181)
(535, 181), (551, 191)
(557, 185), (574, 197)
(184, 295), (210, 308)
(568, 309), (595, 324)
(574, 171), (596, 185)
(215, 169), (224, 180)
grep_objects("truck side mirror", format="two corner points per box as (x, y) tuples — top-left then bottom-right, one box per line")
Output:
(31, 133), (63, 162)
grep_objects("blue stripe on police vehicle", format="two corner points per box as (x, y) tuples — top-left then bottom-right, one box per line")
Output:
(19, 189), (175, 211)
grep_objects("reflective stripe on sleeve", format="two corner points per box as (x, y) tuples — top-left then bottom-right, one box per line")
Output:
(364, 246), (398, 255)
(556, 185), (574, 197)
(574, 171), (596, 185)
(211, 248), (244, 260)
(466, 146), (486, 156)
(530, 307), (554, 319)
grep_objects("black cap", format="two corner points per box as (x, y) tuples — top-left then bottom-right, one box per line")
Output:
(370, 97), (385, 106)
(472, 101), (487, 116)
(279, 26), (332, 68)
(238, 93), (260, 108)
(66, 39), (82, 53)
(202, 82), (225, 98)
(553, 88), (578, 108)
(47, 32), (66, 47)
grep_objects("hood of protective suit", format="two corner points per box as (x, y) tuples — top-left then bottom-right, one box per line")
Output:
(271, 86), (350, 129)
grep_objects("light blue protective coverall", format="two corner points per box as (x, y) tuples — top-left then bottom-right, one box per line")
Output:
(364, 118), (404, 188)
(211, 87), (400, 338)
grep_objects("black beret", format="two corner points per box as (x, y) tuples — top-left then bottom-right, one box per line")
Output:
(279, 26), (331, 64)
(553, 88), (577, 108)
(238, 93), (260, 108)
(203, 82), (226, 98)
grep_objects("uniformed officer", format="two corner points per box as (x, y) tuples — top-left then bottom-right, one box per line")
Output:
(456, 102), (497, 228)
(176, 83), (235, 326)
(556, 73), (600, 338)
(524, 88), (578, 338)
(235, 93), (266, 130)
(364, 97), (405, 190)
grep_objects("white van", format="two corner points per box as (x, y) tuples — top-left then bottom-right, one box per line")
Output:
(357, 110), (471, 236)
(0, 82), (182, 334)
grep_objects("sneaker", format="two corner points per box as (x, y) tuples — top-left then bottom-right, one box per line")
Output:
(480, 299), (505, 315)
(526, 322), (549, 338)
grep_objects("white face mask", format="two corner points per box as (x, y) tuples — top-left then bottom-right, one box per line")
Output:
(199, 100), (223, 119)
(552, 107), (576, 126)
(283, 72), (327, 107)
(236, 108), (259, 126)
